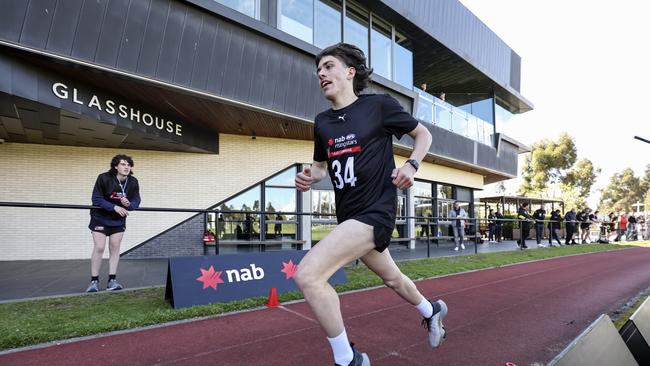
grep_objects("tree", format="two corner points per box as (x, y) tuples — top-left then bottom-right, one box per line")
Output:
(562, 158), (601, 198)
(518, 133), (577, 196)
(598, 168), (644, 213)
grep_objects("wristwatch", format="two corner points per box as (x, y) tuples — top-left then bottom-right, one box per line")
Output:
(405, 159), (419, 171)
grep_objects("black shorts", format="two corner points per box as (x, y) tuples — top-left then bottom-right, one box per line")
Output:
(372, 225), (393, 253)
(89, 219), (125, 236)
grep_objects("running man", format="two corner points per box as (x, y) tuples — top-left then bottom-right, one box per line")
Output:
(294, 43), (447, 366)
(87, 154), (141, 292)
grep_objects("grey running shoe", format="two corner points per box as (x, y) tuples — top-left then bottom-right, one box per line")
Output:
(422, 299), (448, 348)
(106, 279), (123, 291)
(336, 343), (370, 366)
(86, 280), (99, 293)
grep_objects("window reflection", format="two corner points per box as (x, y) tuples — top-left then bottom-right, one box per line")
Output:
(267, 167), (297, 187)
(215, 0), (259, 19)
(344, 3), (369, 57)
(315, 0), (342, 48)
(394, 31), (413, 88)
(278, 0), (313, 43)
(370, 17), (392, 80)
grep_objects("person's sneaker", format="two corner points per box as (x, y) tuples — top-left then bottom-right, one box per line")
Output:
(460, 243), (466, 250)
(454, 246), (459, 251)
(422, 300), (448, 348)
(538, 243), (547, 248)
(335, 343), (370, 366)
(106, 279), (123, 291)
(86, 280), (99, 293)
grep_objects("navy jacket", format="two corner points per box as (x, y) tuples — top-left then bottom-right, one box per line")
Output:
(90, 172), (141, 227)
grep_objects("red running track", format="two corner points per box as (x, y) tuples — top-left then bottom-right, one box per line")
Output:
(3, 247), (650, 366)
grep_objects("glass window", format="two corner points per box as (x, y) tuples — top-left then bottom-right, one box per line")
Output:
(495, 99), (513, 130)
(415, 89), (434, 123)
(470, 94), (494, 124)
(215, 0), (259, 19)
(396, 195), (406, 220)
(278, 0), (313, 44)
(452, 109), (468, 137)
(312, 189), (336, 220)
(314, 0), (342, 48)
(370, 17), (392, 80)
(468, 116), (478, 141)
(267, 167), (296, 187)
(219, 186), (261, 241)
(435, 103), (451, 130)
(265, 187), (296, 220)
(484, 120), (494, 146)
(437, 184), (453, 199)
(413, 180), (432, 198)
(394, 31), (413, 88)
(344, 3), (369, 58)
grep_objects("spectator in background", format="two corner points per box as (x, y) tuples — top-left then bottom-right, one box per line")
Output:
(579, 208), (593, 244)
(275, 213), (283, 236)
(420, 83), (427, 92)
(564, 208), (577, 245)
(615, 212), (627, 242)
(637, 215), (646, 240)
(627, 213), (637, 240)
(439, 92), (446, 102)
(494, 210), (504, 242)
(517, 203), (533, 249)
(449, 201), (467, 251)
(487, 209), (497, 243)
(86, 154), (141, 293)
(548, 209), (563, 246)
(533, 206), (547, 247)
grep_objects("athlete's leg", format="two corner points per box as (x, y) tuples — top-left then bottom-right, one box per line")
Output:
(90, 231), (107, 277)
(107, 232), (124, 275)
(294, 219), (375, 337)
(360, 248), (423, 305)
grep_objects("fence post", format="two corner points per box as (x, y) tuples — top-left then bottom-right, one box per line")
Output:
(474, 218), (478, 254)
(214, 211), (220, 255)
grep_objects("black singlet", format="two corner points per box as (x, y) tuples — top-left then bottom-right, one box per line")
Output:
(313, 94), (418, 231)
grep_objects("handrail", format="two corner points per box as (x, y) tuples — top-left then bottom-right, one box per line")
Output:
(1, 201), (619, 257)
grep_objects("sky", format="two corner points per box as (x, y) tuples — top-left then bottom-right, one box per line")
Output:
(459, 0), (650, 206)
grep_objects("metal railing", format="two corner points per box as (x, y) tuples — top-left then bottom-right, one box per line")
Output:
(0, 202), (632, 259)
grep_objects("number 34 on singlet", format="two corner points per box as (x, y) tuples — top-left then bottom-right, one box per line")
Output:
(332, 156), (357, 189)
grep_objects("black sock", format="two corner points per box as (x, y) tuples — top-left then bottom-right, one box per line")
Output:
(91, 276), (99, 282)
(109, 274), (116, 281)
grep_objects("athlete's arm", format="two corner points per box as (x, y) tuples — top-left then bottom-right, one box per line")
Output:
(391, 123), (432, 189)
(295, 160), (327, 192)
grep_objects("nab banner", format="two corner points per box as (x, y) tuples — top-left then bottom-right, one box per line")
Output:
(165, 251), (347, 309)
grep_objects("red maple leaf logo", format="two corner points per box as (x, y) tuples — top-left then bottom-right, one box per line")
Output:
(328, 138), (334, 146)
(281, 260), (299, 280)
(196, 265), (225, 290)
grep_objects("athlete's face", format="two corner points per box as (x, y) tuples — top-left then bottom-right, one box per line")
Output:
(316, 56), (355, 101)
(115, 160), (131, 176)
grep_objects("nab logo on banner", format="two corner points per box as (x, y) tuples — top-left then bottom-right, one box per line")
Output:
(165, 251), (346, 309)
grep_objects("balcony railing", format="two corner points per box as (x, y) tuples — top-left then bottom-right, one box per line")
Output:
(414, 88), (495, 147)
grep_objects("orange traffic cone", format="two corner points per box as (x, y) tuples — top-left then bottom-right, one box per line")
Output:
(266, 287), (279, 308)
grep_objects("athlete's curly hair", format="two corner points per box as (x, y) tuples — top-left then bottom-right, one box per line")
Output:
(315, 43), (373, 95)
(109, 154), (134, 175)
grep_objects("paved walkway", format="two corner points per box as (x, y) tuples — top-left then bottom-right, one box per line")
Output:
(0, 240), (531, 302)
(2, 247), (649, 365)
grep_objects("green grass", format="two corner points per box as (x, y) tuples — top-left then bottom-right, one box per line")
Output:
(1, 242), (648, 351)
(614, 293), (650, 329)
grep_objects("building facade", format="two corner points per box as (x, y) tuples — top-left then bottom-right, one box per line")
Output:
(0, 0), (532, 260)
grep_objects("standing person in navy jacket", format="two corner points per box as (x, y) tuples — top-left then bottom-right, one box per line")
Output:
(86, 154), (141, 292)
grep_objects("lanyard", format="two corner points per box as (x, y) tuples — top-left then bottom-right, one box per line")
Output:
(116, 176), (128, 198)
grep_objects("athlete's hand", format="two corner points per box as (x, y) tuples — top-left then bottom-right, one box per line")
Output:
(391, 164), (416, 190)
(295, 167), (314, 192)
(114, 205), (129, 217)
